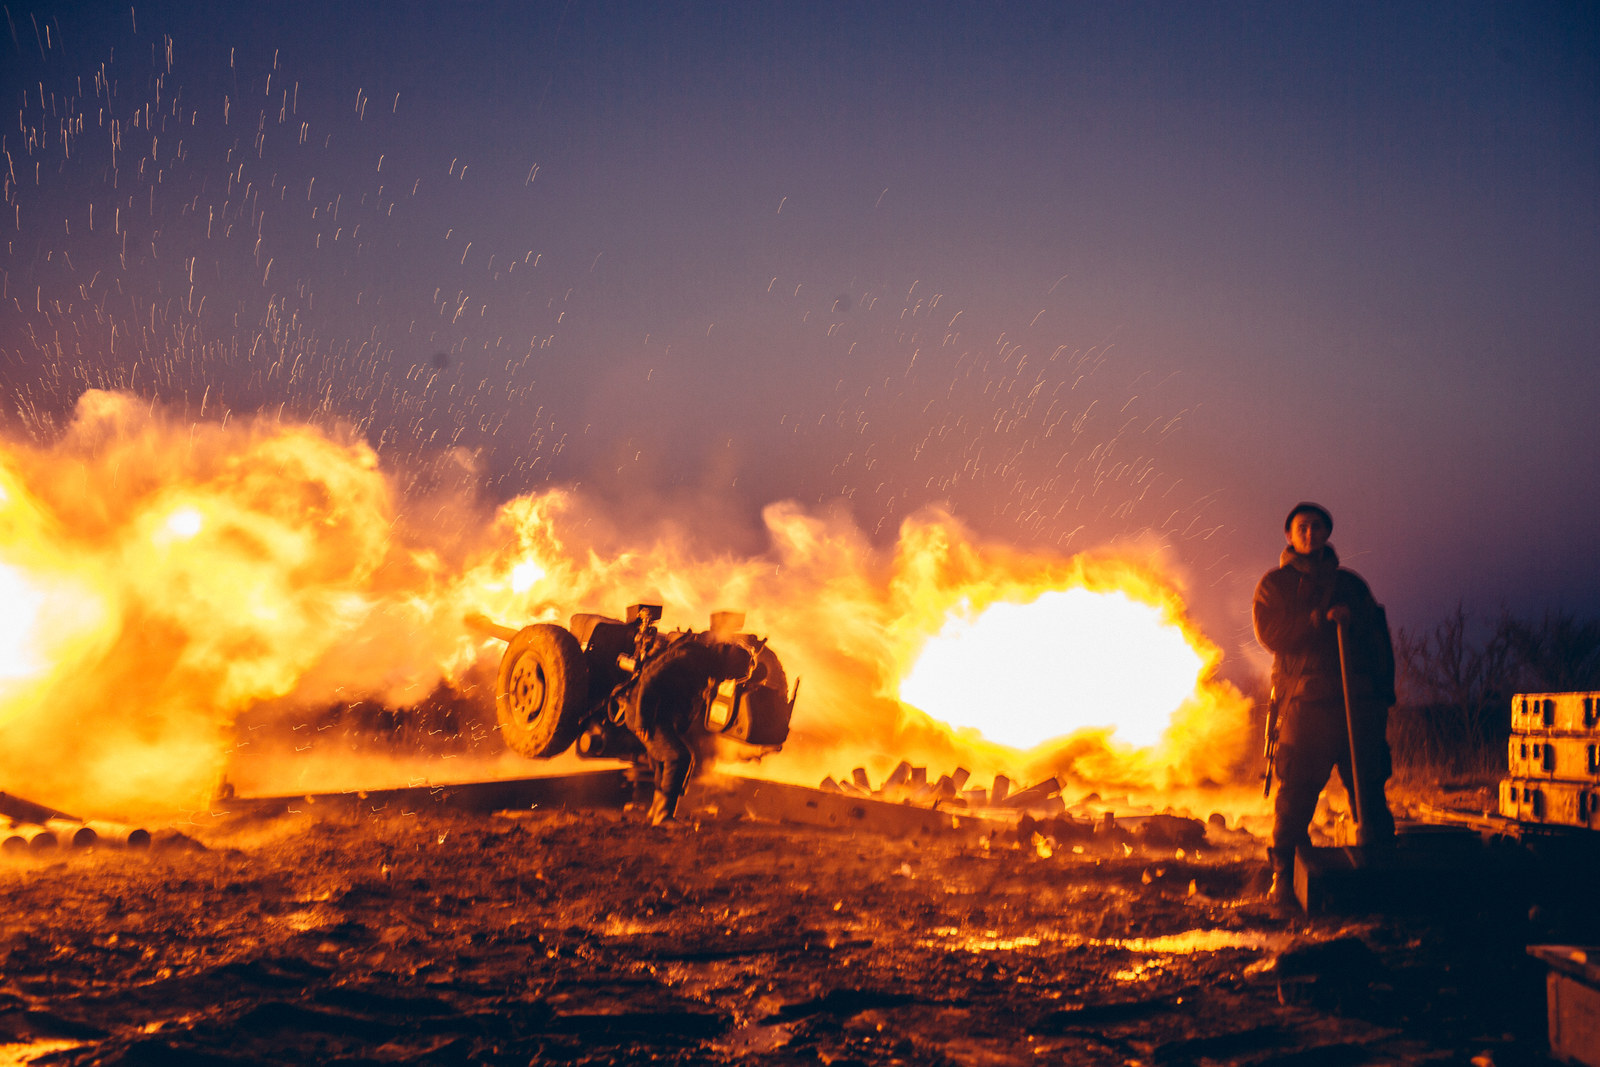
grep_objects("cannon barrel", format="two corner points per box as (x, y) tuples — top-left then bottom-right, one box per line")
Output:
(0, 791), (77, 825)
(464, 612), (521, 644)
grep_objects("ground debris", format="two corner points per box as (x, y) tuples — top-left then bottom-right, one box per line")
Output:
(0, 805), (1568, 1064)
(774, 987), (921, 1019)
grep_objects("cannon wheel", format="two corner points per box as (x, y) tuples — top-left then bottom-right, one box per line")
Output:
(495, 624), (590, 758)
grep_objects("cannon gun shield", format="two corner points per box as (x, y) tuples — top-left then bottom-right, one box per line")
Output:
(495, 623), (591, 758)
(704, 641), (795, 747)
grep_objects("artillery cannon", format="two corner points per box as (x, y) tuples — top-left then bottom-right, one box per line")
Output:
(466, 604), (797, 771)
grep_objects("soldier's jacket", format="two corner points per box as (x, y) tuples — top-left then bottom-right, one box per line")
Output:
(1253, 544), (1396, 718)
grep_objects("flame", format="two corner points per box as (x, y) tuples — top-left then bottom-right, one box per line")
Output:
(0, 390), (1253, 819)
(0, 562), (47, 684)
(165, 508), (206, 539)
(900, 588), (1205, 750)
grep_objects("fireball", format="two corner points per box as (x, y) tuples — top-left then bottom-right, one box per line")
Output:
(0, 392), (1252, 816)
(0, 560), (49, 689)
(899, 588), (1205, 750)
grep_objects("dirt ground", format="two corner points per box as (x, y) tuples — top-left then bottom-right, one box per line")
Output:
(0, 775), (1588, 1067)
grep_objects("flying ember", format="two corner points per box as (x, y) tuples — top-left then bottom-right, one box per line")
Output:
(899, 588), (1205, 750)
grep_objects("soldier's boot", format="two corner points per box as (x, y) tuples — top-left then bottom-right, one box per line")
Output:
(646, 789), (677, 826)
(1268, 870), (1294, 905)
(1267, 847), (1296, 906)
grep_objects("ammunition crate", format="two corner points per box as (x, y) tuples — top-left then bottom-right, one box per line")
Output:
(1511, 692), (1600, 734)
(1527, 946), (1600, 1067)
(1499, 777), (1600, 830)
(1507, 736), (1600, 781)
(1501, 692), (1600, 832)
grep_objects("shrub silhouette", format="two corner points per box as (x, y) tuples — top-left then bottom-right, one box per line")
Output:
(1390, 605), (1600, 778)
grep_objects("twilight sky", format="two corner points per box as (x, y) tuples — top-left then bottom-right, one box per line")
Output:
(3, 1), (1597, 660)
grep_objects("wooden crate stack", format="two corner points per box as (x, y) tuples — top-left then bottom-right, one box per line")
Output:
(1500, 691), (1600, 830)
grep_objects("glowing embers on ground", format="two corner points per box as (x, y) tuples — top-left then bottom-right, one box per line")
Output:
(899, 588), (1205, 750)
(923, 925), (1290, 957)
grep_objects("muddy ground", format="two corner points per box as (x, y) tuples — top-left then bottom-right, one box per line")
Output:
(0, 777), (1591, 1066)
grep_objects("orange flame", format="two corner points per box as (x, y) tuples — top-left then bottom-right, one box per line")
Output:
(0, 390), (1253, 819)
(900, 588), (1205, 750)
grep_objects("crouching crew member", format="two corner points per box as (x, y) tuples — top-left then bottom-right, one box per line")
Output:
(1254, 502), (1396, 901)
(623, 636), (753, 826)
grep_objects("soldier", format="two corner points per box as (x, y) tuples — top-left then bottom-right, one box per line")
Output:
(1254, 502), (1396, 901)
(624, 634), (753, 826)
